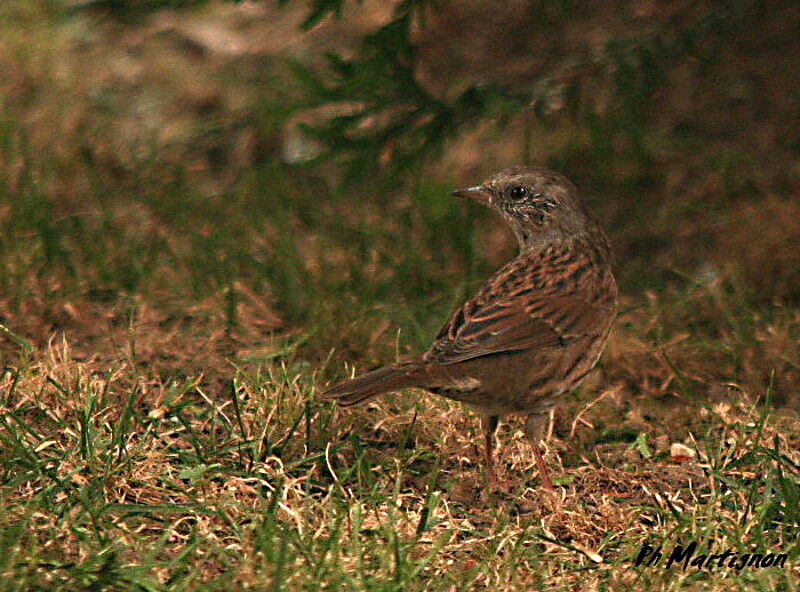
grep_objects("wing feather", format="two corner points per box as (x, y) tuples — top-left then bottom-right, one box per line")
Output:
(425, 240), (612, 365)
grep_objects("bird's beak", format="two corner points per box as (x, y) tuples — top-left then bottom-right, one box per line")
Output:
(451, 185), (493, 205)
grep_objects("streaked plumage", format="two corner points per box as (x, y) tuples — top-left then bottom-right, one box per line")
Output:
(321, 166), (618, 490)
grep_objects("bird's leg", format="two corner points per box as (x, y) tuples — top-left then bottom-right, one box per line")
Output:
(480, 414), (500, 488)
(531, 444), (554, 490)
(524, 413), (555, 490)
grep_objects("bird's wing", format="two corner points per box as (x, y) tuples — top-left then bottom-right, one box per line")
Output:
(424, 241), (612, 365)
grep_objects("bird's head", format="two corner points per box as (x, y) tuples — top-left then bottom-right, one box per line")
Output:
(452, 166), (589, 249)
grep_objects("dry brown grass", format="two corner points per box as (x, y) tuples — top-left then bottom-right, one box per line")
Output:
(2, 322), (798, 590)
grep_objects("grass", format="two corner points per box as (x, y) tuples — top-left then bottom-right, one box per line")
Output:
(1, 1), (799, 590)
(1, 333), (798, 590)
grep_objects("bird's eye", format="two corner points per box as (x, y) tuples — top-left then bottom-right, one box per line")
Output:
(508, 185), (528, 200)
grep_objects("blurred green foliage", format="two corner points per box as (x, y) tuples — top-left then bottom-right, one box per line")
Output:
(287, 0), (766, 184)
(72, 0), (771, 185)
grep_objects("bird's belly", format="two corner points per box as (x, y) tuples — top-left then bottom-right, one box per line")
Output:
(427, 334), (610, 416)
(426, 352), (556, 414)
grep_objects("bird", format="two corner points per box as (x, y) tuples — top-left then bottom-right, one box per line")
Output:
(320, 166), (618, 490)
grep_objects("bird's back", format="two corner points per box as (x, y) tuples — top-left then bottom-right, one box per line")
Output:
(422, 228), (617, 415)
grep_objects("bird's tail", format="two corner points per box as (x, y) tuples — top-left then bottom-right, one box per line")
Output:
(319, 362), (423, 407)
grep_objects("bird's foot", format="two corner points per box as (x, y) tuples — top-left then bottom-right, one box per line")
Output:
(537, 472), (555, 491)
(482, 469), (516, 500)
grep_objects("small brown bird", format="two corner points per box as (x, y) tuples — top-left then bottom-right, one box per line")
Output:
(321, 166), (618, 489)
